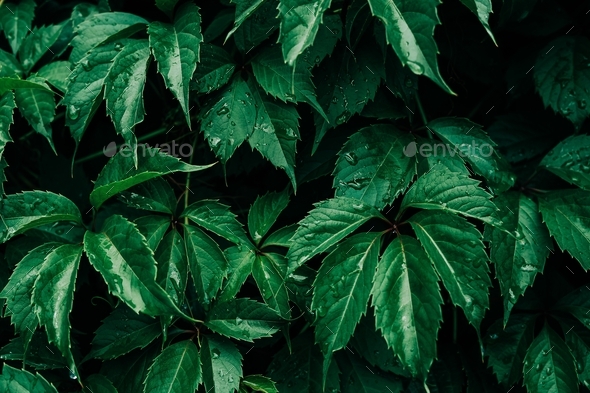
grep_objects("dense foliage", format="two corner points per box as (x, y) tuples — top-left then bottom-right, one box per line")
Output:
(0, 0), (589, 392)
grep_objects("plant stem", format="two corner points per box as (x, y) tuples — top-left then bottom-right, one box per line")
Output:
(415, 94), (432, 139)
(184, 134), (199, 225)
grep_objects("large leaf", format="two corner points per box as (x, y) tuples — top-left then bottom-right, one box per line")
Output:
(90, 146), (212, 208)
(184, 225), (227, 304)
(248, 188), (290, 244)
(523, 324), (578, 393)
(336, 352), (404, 393)
(205, 298), (283, 341)
(0, 76), (54, 95)
(191, 43), (235, 94)
(201, 334), (243, 393)
(366, 0), (453, 94)
(0, 191), (82, 243)
(252, 253), (291, 319)
(252, 46), (327, 120)
(428, 117), (516, 193)
(333, 125), (415, 209)
(86, 304), (161, 360)
(200, 76), (256, 163)
(286, 197), (386, 273)
(15, 77), (56, 152)
(277, 0), (332, 65)
(408, 210), (491, 333)
(83, 214), (184, 317)
(70, 12), (148, 63)
(484, 314), (536, 387)
(148, 2), (202, 127)
(0, 364), (57, 393)
(562, 320), (590, 389)
(534, 36), (590, 128)
(143, 340), (201, 393)
(486, 192), (551, 324)
(371, 235), (443, 379)
(540, 134), (590, 191)
(0, 332), (67, 370)
(0, 243), (58, 352)
(398, 163), (502, 227)
(312, 233), (380, 360)
(0, 91), (15, 159)
(218, 245), (256, 301)
(0, 0), (36, 54)
(155, 230), (188, 307)
(247, 77), (301, 190)
(181, 200), (252, 248)
(18, 24), (64, 73)
(538, 189), (590, 270)
(459, 0), (496, 44)
(32, 244), (83, 379)
(119, 177), (177, 215)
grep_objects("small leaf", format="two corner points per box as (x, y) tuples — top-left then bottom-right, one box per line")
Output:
(15, 77), (56, 152)
(0, 76), (54, 95)
(83, 375), (118, 393)
(201, 334), (243, 393)
(523, 323), (578, 393)
(252, 253), (291, 319)
(155, 230), (188, 307)
(540, 134), (590, 191)
(261, 224), (296, 248)
(36, 61), (72, 93)
(539, 189), (590, 270)
(148, 2), (202, 127)
(0, 0), (36, 54)
(0, 91), (16, 159)
(0, 332), (67, 370)
(143, 340), (201, 393)
(459, 0), (496, 44)
(90, 146), (212, 208)
(0, 364), (57, 393)
(371, 235), (443, 379)
(32, 244), (83, 379)
(134, 215), (170, 252)
(333, 124), (416, 209)
(191, 44), (235, 94)
(286, 197), (387, 273)
(18, 24), (64, 73)
(241, 375), (278, 393)
(86, 304), (161, 360)
(218, 246), (256, 302)
(119, 177), (177, 215)
(205, 298), (283, 341)
(248, 188), (290, 243)
(0, 191), (82, 243)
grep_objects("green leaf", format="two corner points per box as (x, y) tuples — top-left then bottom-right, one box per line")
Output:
(427, 117), (516, 193)
(261, 224), (296, 248)
(104, 39), (150, 163)
(336, 352), (404, 393)
(90, 146), (212, 208)
(36, 61), (72, 93)
(232, 0), (279, 53)
(14, 77), (56, 152)
(70, 12), (148, 64)
(0, 48), (22, 77)
(0, 243), (58, 352)
(200, 76), (256, 163)
(155, 0), (180, 17)
(83, 375), (118, 393)
(540, 134), (590, 191)
(555, 286), (590, 328)
(299, 13), (342, 69)
(241, 375), (278, 393)
(18, 24), (64, 73)
(32, 244), (83, 379)
(83, 214), (184, 318)
(246, 76), (301, 190)
(252, 253), (291, 319)
(86, 304), (161, 360)
(0, 0), (36, 54)
(248, 189), (290, 243)
(101, 344), (159, 393)
(333, 125), (416, 209)
(484, 314), (536, 387)
(0, 332), (67, 370)
(371, 235), (443, 379)
(184, 225), (228, 304)
(534, 36), (590, 128)
(143, 340), (201, 393)
(287, 197), (386, 273)
(201, 334), (243, 393)
(486, 192), (551, 324)
(205, 298), (283, 341)
(345, 0), (371, 50)
(459, 0), (496, 44)
(191, 44), (235, 94)
(523, 323), (578, 393)
(408, 210), (491, 333)
(252, 46), (328, 120)
(398, 164), (502, 227)
(182, 200), (252, 248)
(0, 191), (82, 243)
(148, 2), (202, 127)
(218, 245), (256, 302)
(0, 76), (54, 95)
(227, 0), (266, 38)
(277, 0), (332, 65)
(366, 0), (454, 94)
(562, 320), (590, 389)
(0, 364), (57, 393)
(155, 230), (188, 307)
(119, 177), (177, 215)
(538, 189), (590, 270)
(134, 215), (170, 252)
(0, 91), (15, 159)
(312, 233), (380, 358)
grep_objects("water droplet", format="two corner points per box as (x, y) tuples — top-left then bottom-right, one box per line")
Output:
(217, 105), (229, 115)
(344, 152), (358, 165)
(114, 42), (123, 51)
(67, 105), (80, 120)
(81, 59), (92, 71)
(210, 137), (221, 147)
(212, 349), (221, 359)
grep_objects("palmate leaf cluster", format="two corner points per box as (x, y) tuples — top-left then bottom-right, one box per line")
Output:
(0, 0), (589, 392)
